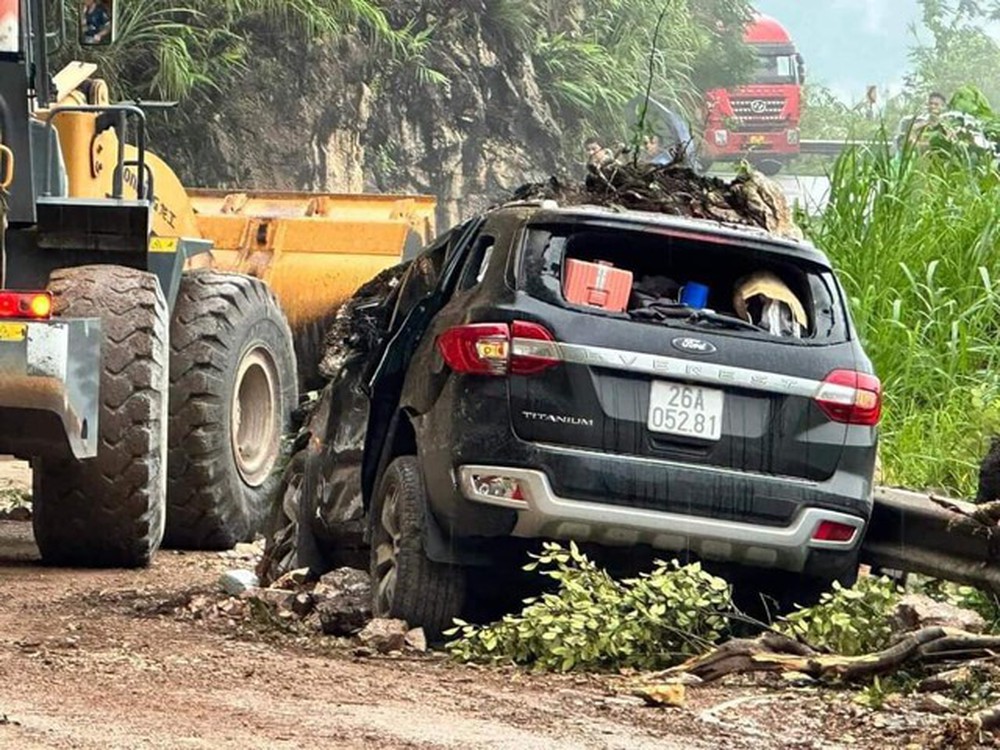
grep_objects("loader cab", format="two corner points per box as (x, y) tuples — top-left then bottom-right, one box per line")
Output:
(1, 0), (202, 309)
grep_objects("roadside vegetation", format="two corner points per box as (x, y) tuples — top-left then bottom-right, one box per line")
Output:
(805, 92), (1000, 497)
(64, 0), (752, 151)
(788, 0), (1000, 497)
(446, 543), (908, 672)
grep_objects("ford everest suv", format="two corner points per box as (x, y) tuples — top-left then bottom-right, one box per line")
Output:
(263, 201), (880, 635)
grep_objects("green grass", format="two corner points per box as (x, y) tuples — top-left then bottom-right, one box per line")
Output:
(807, 137), (1000, 497)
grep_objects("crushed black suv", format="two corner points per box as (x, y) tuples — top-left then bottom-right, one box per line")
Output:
(260, 201), (880, 635)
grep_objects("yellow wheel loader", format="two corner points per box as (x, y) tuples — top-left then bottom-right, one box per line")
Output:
(0, 0), (434, 567)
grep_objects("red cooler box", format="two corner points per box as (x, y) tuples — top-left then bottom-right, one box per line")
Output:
(563, 260), (633, 312)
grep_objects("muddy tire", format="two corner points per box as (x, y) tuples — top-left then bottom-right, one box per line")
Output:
(370, 456), (465, 637)
(32, 265), (168, 568)
(165, 271), (297, 550)
(256, 451), (306, 585)
(256, 450), (329, 585)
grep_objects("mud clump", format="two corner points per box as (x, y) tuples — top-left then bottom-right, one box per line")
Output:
(510, 161), (803, 241)
(318, 261), (412, 381)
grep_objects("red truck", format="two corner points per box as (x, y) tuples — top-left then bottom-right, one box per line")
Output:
(701, 13), (806, 175)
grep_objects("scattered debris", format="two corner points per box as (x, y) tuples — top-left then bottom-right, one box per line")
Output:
(216, 540), (265, 563)
(318, 262), (411, 380)
(0, 484), (30, 521)
(509, 161), (803, 241)
(219, 569), (259, 596)
(248, 588), (301, 614)
(632, 683), (686, 708)
(358, 619), (409, 654)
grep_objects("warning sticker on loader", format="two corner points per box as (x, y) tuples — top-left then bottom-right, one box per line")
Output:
(0, 323), (27, 342)
(149, 237), (179, 254)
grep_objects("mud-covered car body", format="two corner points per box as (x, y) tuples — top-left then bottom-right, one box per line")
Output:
(274, 202), (879, 624)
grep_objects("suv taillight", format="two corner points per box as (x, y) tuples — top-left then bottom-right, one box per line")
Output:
(814, 370), (881, 426)
(0, 291), (52, 320)
(437, 321), (558, 376)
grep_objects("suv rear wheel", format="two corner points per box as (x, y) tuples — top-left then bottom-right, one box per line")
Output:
(370, 456), (465, 637)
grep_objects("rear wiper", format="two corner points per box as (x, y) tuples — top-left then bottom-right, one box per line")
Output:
(684, 309), (763, 333)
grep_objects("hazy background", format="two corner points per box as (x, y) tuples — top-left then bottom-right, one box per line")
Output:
(754, 0), (922, 102)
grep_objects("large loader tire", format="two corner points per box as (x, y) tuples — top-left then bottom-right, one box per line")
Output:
(32, 265), (168, 568)
(165, 270), (297, 550)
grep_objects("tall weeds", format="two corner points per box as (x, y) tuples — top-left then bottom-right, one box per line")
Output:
(809, 138), (1000, 496)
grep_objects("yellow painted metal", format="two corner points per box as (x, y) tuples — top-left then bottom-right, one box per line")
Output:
(187, 189), (436, 332)
(33, 64), (438, 341)
(0, 144), (12, 189)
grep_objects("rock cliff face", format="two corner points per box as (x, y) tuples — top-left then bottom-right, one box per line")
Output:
(157, 11), (567, 230)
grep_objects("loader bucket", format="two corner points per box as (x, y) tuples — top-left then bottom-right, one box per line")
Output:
(187, 189), (436, 385)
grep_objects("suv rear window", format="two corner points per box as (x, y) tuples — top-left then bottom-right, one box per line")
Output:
(519, 221), (849, 344)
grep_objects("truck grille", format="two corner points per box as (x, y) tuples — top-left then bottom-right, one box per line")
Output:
(731, 97), (787, 130)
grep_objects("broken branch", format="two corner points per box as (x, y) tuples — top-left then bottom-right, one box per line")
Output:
(666, 627), (1000, 684)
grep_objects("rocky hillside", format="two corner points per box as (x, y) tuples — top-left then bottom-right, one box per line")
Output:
(156, 12), (566, 229)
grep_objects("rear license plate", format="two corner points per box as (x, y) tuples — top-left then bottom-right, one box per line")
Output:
(0, 323), (26, 342)
(647, 381), (724, 441)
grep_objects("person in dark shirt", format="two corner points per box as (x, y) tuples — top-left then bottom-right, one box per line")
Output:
(82, 0), (112, 45)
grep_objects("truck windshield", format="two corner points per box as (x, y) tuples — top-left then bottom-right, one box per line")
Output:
(752, 53), (798, 85)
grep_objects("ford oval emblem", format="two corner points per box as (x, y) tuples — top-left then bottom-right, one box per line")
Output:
(672, 337), (717, 355)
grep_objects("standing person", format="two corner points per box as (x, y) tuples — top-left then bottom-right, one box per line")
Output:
(907, 91), (948, 144)
(926, 91), (947, 125)
(81, 0), (112, 45)
(642, 134), (671, 165)
(583, 136), (611, 167)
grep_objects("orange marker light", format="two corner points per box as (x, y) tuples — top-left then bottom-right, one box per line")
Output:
(29, 293), (52, 318)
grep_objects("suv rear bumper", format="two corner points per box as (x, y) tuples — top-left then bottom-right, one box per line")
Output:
(455, 464), (866, 574)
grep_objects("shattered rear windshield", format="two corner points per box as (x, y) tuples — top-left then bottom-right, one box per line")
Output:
(518, 222), (850, 344)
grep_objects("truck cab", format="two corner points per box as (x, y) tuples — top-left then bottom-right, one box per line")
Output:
(701, 13), (805, 175)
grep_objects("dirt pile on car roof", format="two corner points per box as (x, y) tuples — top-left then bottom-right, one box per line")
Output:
(510, 161), (804, 241)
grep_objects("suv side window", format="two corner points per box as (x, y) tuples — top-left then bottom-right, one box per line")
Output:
(389, 218), (480, 331)
(455, 234), (496, 293)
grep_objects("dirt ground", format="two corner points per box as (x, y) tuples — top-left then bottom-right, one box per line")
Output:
(0, 458), (993, 750)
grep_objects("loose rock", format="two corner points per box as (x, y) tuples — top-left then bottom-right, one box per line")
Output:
(358, 618), (409, 654)
(248, 588), (298, 613)
(219, 569), (259, 596)
(405, 627), (427, 653)
(314, 567), (372, 636)
(632, 683), (686, 708)
(273, 568), (312, 591)
(914, 694), (956, 715)
(892, 594), (987, 634)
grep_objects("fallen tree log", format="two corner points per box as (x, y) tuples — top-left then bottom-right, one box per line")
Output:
(863, 488), (1000, 594)
(662, 626), (1000, 684)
